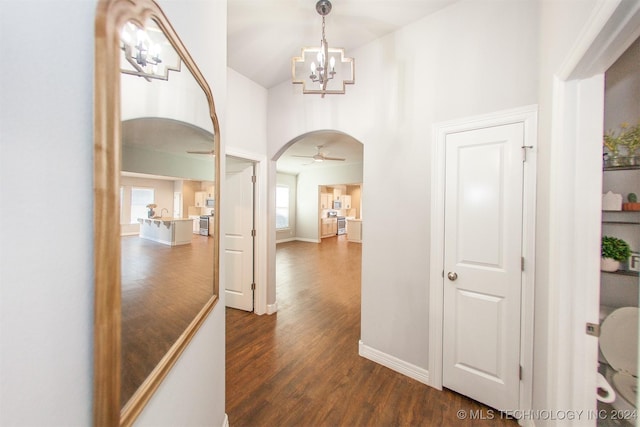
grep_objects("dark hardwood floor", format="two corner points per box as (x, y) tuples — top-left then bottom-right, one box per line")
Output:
(226, 237), (516, 427)
(121, 233), (214, 407)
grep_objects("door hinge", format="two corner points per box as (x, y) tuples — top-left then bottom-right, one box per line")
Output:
(251, 282), (256, 290)
(251, 229), (256, 237)
(521, 257), (525, 271)
(519, 365), (523, 380)
(522, 145), (533, 162)
(251, 175), (256, 183)
(586, 322), (600, 337)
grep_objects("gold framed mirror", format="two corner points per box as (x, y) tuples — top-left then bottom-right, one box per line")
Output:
(94, 0), (220, 425)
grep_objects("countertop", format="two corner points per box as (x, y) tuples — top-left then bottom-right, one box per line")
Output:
(139, 217), (194, 222)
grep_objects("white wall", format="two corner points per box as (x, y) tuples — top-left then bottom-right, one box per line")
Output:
(0, 0), (227, 425)
(226, 68), (268, 155)
(267, 0), (538, 371)
(1, 2), (96, 425)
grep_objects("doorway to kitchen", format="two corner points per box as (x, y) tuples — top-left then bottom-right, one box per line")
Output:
(273, 130), (364, 312)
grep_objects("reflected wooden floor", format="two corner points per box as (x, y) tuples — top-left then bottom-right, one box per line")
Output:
(120, 233), (213, 407)
(226, 236), (516, 427)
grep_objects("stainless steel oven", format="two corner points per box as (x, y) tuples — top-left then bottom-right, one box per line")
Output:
(337, 216), (346, 235)
(199, 216), (210, 236)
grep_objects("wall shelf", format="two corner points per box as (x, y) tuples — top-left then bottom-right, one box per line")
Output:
(603, 164), (640, 171)
(602, 210), (640, 224)
(601, 269), (639, 278)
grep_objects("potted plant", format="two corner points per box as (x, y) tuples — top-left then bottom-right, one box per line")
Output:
(604, 120), (640, 166)
(601, 235), (631, 272)
(621, 121), (640, 165)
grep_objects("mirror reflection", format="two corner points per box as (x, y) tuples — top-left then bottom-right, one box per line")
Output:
(119, 17), (216, 408)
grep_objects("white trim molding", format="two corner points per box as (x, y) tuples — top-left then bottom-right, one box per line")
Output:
(545, 1), (640, 417)
(295, 237), (321, 244)
(428, 105), (538, 415)
(225, 148), (268, 315)
(222, 413), (229, 427)
(266, 302), (278, 315)
(358, 340), (429, 385)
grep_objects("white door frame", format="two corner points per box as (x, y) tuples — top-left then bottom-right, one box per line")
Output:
(225, 148), (268, 315)
(428, 105), (538, 414)
(545, 1), (640, 416)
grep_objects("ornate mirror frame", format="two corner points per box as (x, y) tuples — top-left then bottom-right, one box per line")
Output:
(93, 0), (220, 425)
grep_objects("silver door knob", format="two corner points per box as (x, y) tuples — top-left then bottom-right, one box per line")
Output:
(447, 272), (458, 281)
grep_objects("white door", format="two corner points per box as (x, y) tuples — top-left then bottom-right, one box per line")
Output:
(224, 161), (255, 311)
(442, 123), (524, 411)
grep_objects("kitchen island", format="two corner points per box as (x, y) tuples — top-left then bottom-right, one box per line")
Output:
(137, 217), (193, 246)
(347, 219), (362, 243)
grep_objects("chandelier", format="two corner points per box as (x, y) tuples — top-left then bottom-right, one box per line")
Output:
(120, 21), (181, 82)
(292, 0), (355, 97)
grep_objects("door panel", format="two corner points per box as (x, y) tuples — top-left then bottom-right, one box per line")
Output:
(443, 123), (524, 411)
(224, 162), (254, 311)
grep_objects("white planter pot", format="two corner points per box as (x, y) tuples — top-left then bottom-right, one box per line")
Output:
(601, 258), (620, 272)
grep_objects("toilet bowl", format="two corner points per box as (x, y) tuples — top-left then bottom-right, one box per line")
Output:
(597, 306), (638, 412)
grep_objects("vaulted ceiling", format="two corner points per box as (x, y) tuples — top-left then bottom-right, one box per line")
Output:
(227, 0), (457, 90)
(227, 0), (458, 174)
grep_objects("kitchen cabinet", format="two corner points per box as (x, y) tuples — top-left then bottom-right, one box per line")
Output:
(208, 216), (215, 237)
(206, 186), (215, 199)
(321, 217), (337, 237)
(188, 215), (201, 234)
(195, 191), (206, 207)
(339, 195), (352, 210)
(320, 193), (332, 210)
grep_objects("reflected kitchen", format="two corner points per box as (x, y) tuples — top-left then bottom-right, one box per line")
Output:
(121, 174), (215, 243)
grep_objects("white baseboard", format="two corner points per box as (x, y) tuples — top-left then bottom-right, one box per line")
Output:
(266, 302), (278, 314)
(276, 237), (296, 244)
(222, 413), (229, 427)
(295, 237), (321, 243)
(358, 340), (429, 385)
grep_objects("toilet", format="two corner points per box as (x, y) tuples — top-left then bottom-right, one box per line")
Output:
(597, 306), (638, 412)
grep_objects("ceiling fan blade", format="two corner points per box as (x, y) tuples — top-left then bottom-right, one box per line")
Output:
(322, 156), (345, 161)
(292, 155), (315, 158)
(187, 150), (214, 154)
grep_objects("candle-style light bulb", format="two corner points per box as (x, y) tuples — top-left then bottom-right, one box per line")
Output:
(329, 56), (335, 71)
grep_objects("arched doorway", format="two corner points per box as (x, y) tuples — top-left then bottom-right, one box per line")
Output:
(272, 129), (364, 309)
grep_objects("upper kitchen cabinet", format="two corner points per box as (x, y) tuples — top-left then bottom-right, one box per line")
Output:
(320, 192), (332, 210)
(195, 191), (206, 207)
(339, 195), (352, 210)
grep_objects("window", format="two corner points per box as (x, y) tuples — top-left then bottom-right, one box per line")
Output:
(275, 185), (289, 229)
(130, 187), (155, 224)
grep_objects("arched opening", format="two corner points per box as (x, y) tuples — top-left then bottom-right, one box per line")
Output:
(271, 128), (364, 321)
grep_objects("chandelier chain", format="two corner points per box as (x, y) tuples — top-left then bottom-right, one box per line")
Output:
(322, 16), (326, 42)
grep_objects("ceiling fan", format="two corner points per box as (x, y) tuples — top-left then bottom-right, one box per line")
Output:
(186, 149), (215, 155)
(293, 145), (345, 163)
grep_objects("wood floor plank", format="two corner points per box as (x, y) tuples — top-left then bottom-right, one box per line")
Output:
(121, 234), (214, 407)
(226, 237), (517, 426)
